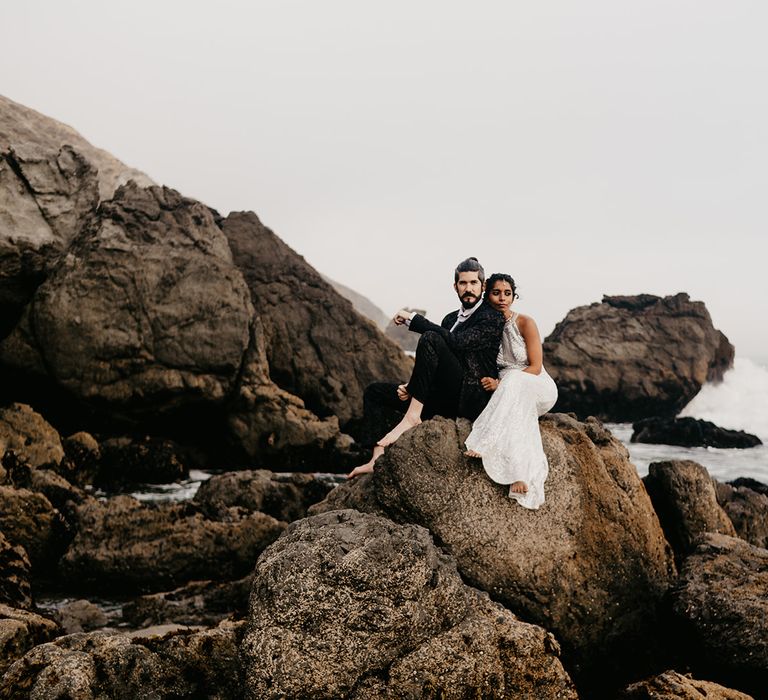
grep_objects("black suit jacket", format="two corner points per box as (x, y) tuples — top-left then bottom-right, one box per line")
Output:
(409, 302), (505, 419)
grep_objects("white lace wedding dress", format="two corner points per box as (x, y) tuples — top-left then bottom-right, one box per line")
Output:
(464, 312), (558, 509)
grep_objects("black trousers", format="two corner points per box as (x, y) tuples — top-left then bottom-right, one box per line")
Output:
(355, 331), (464, 447)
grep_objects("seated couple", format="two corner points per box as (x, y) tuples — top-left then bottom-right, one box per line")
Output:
(348, 257), (558, 510)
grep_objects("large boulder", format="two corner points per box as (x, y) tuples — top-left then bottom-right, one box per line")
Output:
(644, 460), (736, 561)
(671, 533), (768, 695)
(632, 416), (762, 449)
(313, 415), (676, 690)
(0, 531), (32, 609)
(620, 670), (754, 699)
(242, 509), (577, 699)
(0, 604), (59, 677)
(0, 182), (253, 420)
(0, 620), (244, 699)
(0, 403), (64, 468)
(221, 211), (412, 425)
(543, 293), (734, 421)
(715, 480), (768, 549)
(59, 495), (285, 593)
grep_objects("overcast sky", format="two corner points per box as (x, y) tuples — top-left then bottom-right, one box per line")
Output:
(3, 1), (767, 360)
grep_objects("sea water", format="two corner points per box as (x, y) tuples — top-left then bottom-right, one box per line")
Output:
(607, 357), (768, 483)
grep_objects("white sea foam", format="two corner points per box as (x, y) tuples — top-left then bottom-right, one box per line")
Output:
(679, 357), (768, 442)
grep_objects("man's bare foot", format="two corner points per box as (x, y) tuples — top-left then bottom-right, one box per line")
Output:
(347, 462), (374, 479)
(510, 481), (528, 494)
(464, 449), (482, 458)
(377, 414), (422, 447)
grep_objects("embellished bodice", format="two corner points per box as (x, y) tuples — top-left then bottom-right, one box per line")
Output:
(497, 313), (529, 374)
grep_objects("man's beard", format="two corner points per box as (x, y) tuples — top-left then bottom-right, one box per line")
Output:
(460, 293), (479, 309)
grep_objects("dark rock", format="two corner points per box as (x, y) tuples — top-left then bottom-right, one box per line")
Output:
(0, 604), (59, 676)
(543, 293), (734, 421)
(58, 431), (101, 487)
(53, 599), (108, 634)
(0, 485), (70, 572)
(632, 416), (762, 448)
(59, 495), (285, 593)
(96, 435), (188, 488)
(0, 403), (64, 468)
(729, 477), (768, 496)
(671, 533), (768, 695)
(312, 415), (676, 692)
(0, 531), (32, 609)
(620, 670), (754, 699)
(644, 460), (736, 561)
(0, 620), (245, 699)
(193, 469), (336, 522)
(122, 575), (253, 628)
(221, 210), (412, 425)
(715, 481), (768, 549)
(384, 307), (426, 352)
(242, 509), (577, 699)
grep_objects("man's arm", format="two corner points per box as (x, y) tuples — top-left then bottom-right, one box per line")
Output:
(410, 306), (504, 353)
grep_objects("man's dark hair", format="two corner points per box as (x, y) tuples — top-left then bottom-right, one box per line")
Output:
(454, 257), (485, 283)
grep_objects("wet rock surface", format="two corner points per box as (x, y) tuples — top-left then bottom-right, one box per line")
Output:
(242, 509), (577, 700)
(59, 495), (285, 593)
(314, 415), (676, 691)
(671, 533), (768, 695)
(620, 670), (754, 699)
(0, 604), (59, 677)
(644, 460), (736, 561)
(0, 403), (64, 468)
(632, 416), (762, 448)
(0, 531), (32, 609)
(715, 480), (768, 549)
(543, 293), (734, 421)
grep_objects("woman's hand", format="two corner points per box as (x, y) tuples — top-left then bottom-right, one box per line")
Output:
(480, 377), (499, 392)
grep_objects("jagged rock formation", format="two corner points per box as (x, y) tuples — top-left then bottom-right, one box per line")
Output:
(0, 604), (59, 677)
(312, 415), (676, 691)
(543, 293), (734, 421)
(222, 211), (412, 425)
(715, 480), (768, 549)
(632, 416), (762, 448)
(0, 403), (64, 468)
(0, 531), (32, 609)
(242, 509), (577, 699)
(644, 460), (736, 562)
(620, 670), (754, 699)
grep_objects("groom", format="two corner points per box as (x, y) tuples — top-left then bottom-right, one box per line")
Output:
(348, 257), (504, 475)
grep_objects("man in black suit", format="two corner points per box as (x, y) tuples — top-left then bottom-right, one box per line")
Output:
(348, 257), (505, 477)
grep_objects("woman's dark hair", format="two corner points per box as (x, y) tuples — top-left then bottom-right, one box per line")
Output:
(484, 273), (519, 301)
(454, 257), (485, 283)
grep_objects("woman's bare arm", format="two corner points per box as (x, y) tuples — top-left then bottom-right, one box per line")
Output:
(517, 314), (543, 375)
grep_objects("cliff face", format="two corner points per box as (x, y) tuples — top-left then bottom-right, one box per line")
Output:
(543, 293), (734, 421)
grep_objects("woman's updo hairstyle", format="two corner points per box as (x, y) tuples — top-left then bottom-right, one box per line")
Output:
(484, 273), (519, 301)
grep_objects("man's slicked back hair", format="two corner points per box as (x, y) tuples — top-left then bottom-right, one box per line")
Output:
(454, 257), (485, 284)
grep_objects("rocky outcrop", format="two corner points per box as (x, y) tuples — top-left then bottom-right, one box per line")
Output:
(543, 293), (734, 421)
(0, 620), (244, 699)
(221, 211), (412, 425)
(715, 480), (768, 549)
(644, 461), (736, 561)
(0, 531), (32, 609)
(0, 604), (59, 676)
(59, 495), (285, 593)
(313, 415), (676, 690)
(242, 509), (577, 699)
(632, 416), (762, 448)
(96, 435), (188, 488)
(193, 469), (336, 522)
(671, 533), (768, 694)
(0, 403), (64, 468)
(620, 670), (754, 699)
(52, 599), (109, 635)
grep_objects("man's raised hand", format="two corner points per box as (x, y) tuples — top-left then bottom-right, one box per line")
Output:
(396, 383), (411, 401)
(393, 309), (414, 326)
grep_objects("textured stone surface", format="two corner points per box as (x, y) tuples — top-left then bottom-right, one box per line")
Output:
(633, 416), (761, 448)
(52, 599), (109, 635)
(242, 509), (577, 699)
(59, 495), (285, 593)
(0, 531), (32, 609)
(1, 182), (253, 417)
(313, 415), (676, 689)
(0, 403), (64, 468)
(96, 435), (188, 488)
(621, 670), (754, 699)
(222, 210), (412, 425)
(715, 480), (768, 549)
(644, 460), (736, 561)
(543, 293), (734, 421)
(671, 533), (768, 693)
(0, 604), (59, 677)
(0, 620), (244, 699)
(193, 469), (336, 522)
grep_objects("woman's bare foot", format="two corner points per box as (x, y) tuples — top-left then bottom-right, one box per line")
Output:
(377, 414), (421, 447)
(510, 481), (528, 494)
(464, 449), (482, 458)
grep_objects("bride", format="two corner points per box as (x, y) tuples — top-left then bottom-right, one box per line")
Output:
(464, 273), (558, 509)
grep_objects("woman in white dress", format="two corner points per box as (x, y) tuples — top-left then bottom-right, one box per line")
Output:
(464, 273), (558, 509)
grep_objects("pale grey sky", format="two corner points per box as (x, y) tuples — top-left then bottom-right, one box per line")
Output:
(3, 1), (767, 359)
